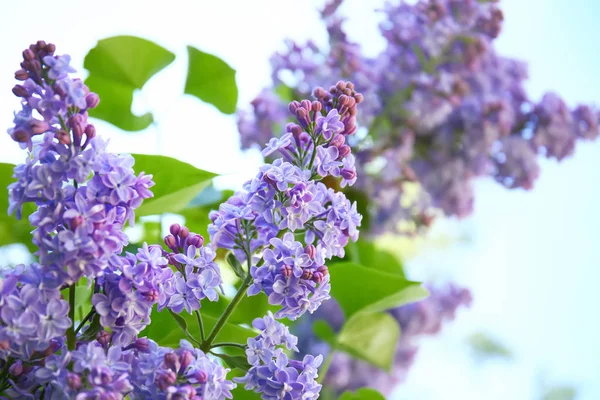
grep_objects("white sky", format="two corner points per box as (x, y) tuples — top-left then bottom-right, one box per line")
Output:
(0, 0), (598, 399)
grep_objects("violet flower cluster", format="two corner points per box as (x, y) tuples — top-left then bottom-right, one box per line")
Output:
(294, 284), (472, 396)
(209, 81), (363, 321)
(237, 0), (600, 235)
(236, 312), (322, 400)
(0, 41), (358, 399)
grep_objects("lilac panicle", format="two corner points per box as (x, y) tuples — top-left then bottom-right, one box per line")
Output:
(236, 312), (322, 400)
(237, 0), (600, 235)
(210, 81), (363, 321)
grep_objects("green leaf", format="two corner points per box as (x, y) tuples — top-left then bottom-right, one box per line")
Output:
(131, 154), (217, 217)
(329, 262), (428, 318)
(468, 332), (513, 360)
(346, 239), (405, 277)
(274, 83), (295, 103)
(200, 292), (276, 327)
(167, 309), (199, 344)
(227, 253), (246, 280)
(84, 36), (175, 131)
(337, 312), (400, 371)
(142, 306), (256, 348)
(542, 387), (577, 400)
(0, 163), (35, 251)
(78, 313), (103, 342)
(313, 320), (337, 345)
(185, 46), (238, 114)
(213, 353), (251, 372)
(339, 388), (386, 400)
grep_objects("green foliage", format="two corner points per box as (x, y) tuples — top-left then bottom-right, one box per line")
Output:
(213, 353), (251, 373)
(329, 262), (428, 318)
(346, 239), (405, 277)
(339, 388), (386, 400)
(541, 387), (577, 400)
(84, 36), (175, 131)
(468, 332), (513, 360)
(0, 163), (35, 251)
(131, 154), (217, 217)
(142, 306), (256, 348)
(185, 46), (238, 114)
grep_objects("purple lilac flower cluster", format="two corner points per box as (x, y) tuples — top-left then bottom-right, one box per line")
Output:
(294, 284), (472, 395)
(1, 42), (349, 399)
(236, 312), (322, 400)
(210, 81), (363, 320)
(5, 337), (235, 399)
(237, 0), (600, 235)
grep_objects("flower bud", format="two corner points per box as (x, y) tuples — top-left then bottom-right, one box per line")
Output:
(9, 360), (23, 376)
(30, 120), (50, 135)
(179, 350), (194, 371)
(305, 244), (316, 259)
(46, 43), (56, 55)
(169, 223), (181, 236)
(12, 85), (28, 98)
(133, 338), (150, 352)
(156, 370), (177, 390)
(338, 145), (351, 159)
(301, 269), (313, 280)
(193, 370), (208, 384)
(143, 289), (159, 302)
(0, 341), (9, 350)
(22, 49), (35, 61)
(179, 226), (190, 239)
(340, 169), (356, 181)
(281, 265), (293, 278)
(55, 130), (71, 145)
(84, 124), (96, 140)
(67, 373), (81, 390)
(164, 352), (179, 371)
(313, 87), (326, 99)
(14, 69), (28, 81)
(311, 101), (322, 113)
(330, 134), (345, 148)
(96, 330), (112, 346)
(86, 93), (100, 109)
(164, 234), (178, 251)
(188, 234), (204, 248)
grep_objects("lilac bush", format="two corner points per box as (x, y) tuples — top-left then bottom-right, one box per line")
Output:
(238, 0), (600, 235)
(0, 41), (365, 398)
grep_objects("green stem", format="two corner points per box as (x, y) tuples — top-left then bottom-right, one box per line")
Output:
(195, 310), (205, 342)
(74, 309), (95, 334)
(317, 349), (335, 384)
(66, 285), (76, 350)
(210, 342), (247, 350)
(202, 276), (252, 352)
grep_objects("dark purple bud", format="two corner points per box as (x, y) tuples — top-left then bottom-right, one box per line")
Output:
(330, 134), (345, 148)
(300, 99), (311, 112)
(305, 244), (316, 259)
(30, 59), (41, 73)
(164, 352), (179, 371)
(86, 93), (100, 109)
(170, 223), (181, 236)
(9, 360), (23, 376)
(288, 101), (300, 114)
(96, 330), (111, 346)
(301, 269), (313, 280)
(46, 43), (56, 55)
(11, 129), (30, 144)
(69, 115), (85, 141)
(36, 40), (47, 49)
(22, 49), (35, 61)
(340, 169), (356, 181)
(55, 130), (71, 145)
(193, 370), (208, 384)
(188, 234), (204, 248)
(30, 120), (50, 135)
(354, 92), (364, 104)
(69, 215), (84, 230)
(179, 350), (194, 371)
(291, 124), (302, 138)
(313, 87), (326, 98)
(0, 341), (9, 350)
(312, 272), (324, 283)
(311, 101), (322, 113)
(338, 145), (351, 159)
(164, 234), (178, 251)
(133, 338), (150, 352)
(156, 370), (177, 390)
(281, 265), (293, 278)
(317, 265), (329, 276)
(67, 373), (81, 390)
(12, 85), (28, 98)
(143, 289), (159, 302)
(179, 226), (190, 239)
(14, 69), (28, 81)
(84, 124), (96, 140)
(336, 81), (347, 91)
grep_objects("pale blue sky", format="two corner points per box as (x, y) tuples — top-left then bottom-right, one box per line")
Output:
(0, 1), (598, 399)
